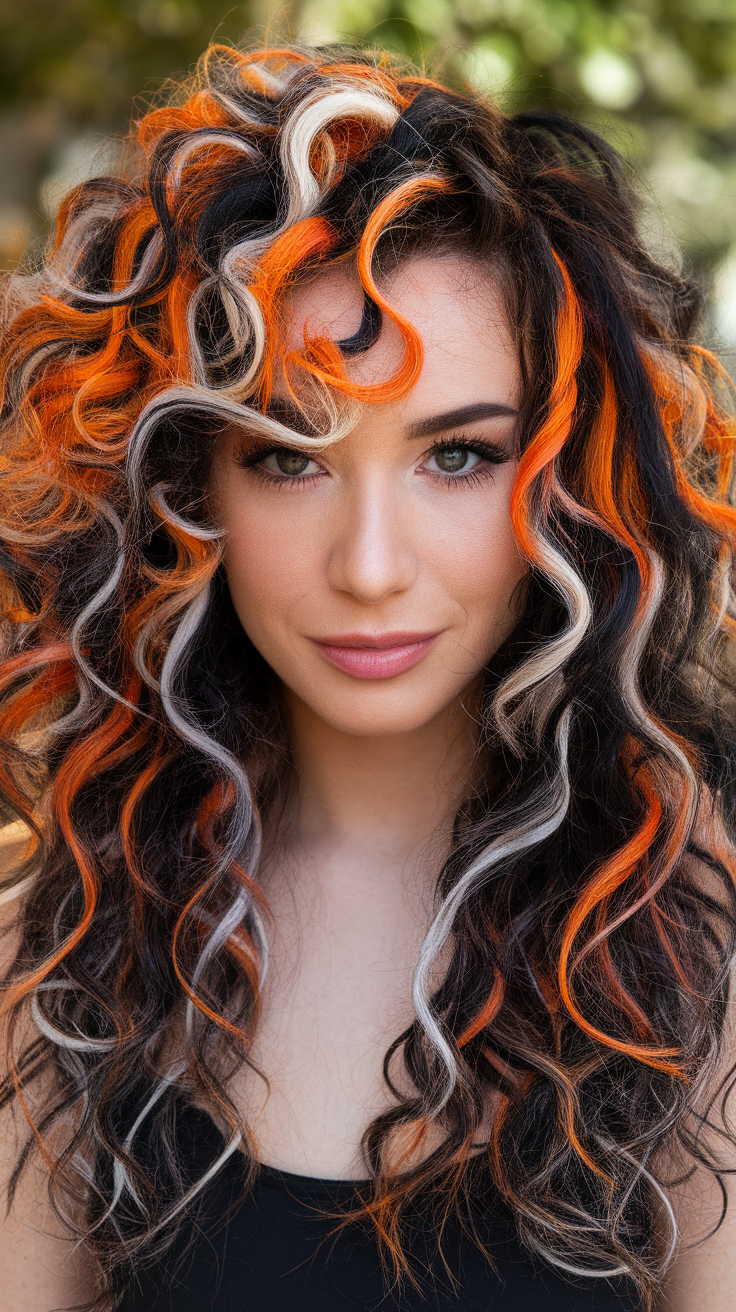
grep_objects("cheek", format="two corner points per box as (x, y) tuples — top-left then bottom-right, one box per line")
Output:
(423, 480), (526, 641)
(220, 500), (319, 639)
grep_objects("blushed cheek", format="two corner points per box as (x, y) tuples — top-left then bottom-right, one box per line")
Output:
(451, 506), (526, 655)
(223, 536), (275, 636)
(221, 511), (314, 643)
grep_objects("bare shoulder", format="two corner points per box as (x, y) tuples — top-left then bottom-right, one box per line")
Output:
(656, 842), (736, 1312)
(656, 1087), (736, 1312)
(0, 822), (97, 1312)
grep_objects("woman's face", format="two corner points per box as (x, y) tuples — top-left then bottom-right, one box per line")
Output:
(209, 254), (527, 738)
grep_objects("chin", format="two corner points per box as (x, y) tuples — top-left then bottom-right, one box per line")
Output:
(295, 688), (464, 737)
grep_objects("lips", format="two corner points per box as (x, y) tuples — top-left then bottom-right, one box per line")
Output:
(310, 631), (442, 680)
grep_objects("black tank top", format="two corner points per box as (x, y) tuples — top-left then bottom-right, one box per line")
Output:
(119, 1110), (641, 1312)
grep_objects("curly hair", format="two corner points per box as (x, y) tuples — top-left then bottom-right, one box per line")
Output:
(1, 40), (736, 1312)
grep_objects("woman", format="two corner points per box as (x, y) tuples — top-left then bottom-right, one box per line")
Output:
(0, 40), (735, 1312)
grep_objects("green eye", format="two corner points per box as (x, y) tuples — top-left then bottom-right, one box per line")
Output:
(273, 450), (312, 476)
(433, 448), (471, 473)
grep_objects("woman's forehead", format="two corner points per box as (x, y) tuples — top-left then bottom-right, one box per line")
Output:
(266, 257), (519, 435)
(278, 253), (520, 402)
(282, 253), (506, 336)
(281, 264), (367, 348)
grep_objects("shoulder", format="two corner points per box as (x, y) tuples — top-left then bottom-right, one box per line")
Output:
(646, 807), (736, 1311)
(656, 889), (736, 1311)
(0, 821), (97, 1311)
(656, 1029), (736, 1312)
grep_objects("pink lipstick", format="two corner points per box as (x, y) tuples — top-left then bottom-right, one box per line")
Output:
(311, 631), (441, 679)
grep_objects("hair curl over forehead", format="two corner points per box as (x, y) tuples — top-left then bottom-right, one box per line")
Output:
(1, 43), (736, 1312)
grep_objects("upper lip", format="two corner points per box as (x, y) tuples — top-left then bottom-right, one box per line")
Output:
(311, 631), (442, 649)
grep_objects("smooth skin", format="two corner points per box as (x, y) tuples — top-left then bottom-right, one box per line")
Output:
(0, 829), (97, 1312)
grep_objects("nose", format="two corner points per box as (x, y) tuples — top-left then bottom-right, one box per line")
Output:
(326, 470), (418, 605)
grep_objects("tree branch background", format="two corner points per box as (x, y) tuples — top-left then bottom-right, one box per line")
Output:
(0, 0), (734, 364)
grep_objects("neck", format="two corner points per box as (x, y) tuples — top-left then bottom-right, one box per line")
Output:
(271, 689), (477, 879)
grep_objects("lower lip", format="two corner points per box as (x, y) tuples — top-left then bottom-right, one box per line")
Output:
(312, 635), (440, 679)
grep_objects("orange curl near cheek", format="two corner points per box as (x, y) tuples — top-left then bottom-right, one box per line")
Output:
(510, 252), (583, 559)
(577, 364), (654, 618)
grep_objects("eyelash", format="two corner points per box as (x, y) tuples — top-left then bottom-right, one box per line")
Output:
(234, 435), (511, 491)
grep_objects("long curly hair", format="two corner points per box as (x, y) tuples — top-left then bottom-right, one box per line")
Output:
(1, 40), (736, 1312)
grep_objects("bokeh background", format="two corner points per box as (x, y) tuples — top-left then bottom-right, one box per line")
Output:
(1, 0), (735, 364)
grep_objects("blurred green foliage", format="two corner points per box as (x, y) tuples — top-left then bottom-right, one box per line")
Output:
(0, 0), (258, 122)
(0, 0), (735, 348)
(300, 0), (736, 276)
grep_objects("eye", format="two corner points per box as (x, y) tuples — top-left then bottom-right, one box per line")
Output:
(263, 449), (321, 478)
(425, 447), (483, 475)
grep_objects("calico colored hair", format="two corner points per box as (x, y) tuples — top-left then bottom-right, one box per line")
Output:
(1, 41), (736, 1311)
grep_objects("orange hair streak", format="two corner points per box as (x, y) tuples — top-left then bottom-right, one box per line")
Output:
(510, 251), (583, 557)
(282, 175), (452, 406)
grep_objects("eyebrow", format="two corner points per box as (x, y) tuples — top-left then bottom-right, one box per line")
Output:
(406, 402), (518, 439)
(261, 398), (518, 441)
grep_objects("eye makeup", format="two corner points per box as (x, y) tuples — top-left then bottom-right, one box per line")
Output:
(232, 432), (512, 491)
